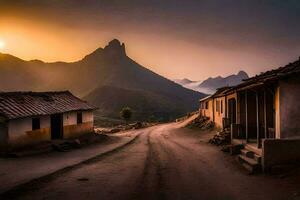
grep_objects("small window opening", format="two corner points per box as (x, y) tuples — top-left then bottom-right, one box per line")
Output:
(216, 100), (220, 112)
(221, 100), (223, 113)
(32, 117), (40, 130)
(77, 112), (83, 124)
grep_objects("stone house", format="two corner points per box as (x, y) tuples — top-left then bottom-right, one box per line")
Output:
(0, 91), (97, 151)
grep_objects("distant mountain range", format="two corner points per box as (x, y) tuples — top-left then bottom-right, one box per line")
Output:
(0, 39), (205, 121)
(174, 71), (249, 94)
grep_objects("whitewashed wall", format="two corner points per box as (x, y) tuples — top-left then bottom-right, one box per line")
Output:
(63, 111), (94, 125)
(63, 112), (77, 126)
(8, 115), (50, 143)
(83, 111), (93, 123)
(6, 110), (94, 146)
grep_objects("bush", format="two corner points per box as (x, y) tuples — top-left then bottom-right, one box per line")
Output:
(120, 107), (132, 122)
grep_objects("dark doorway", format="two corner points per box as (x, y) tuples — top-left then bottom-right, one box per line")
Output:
(0, 122), (8, 148)
(32, 117), (40, 130)
(246, 91), (258, 141)
(228, 98), (236, 125)
(77, 112), (82, 124)
(51, 114), (63, 139)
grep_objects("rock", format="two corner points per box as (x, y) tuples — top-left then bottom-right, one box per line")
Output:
(221, 145), (230, 152)
(186, 116), (215, 130)
(209, 129), (231, 148)
(71, 139), (81, 148)
(109, 128), (121, 133)
(134, 122), (143, 129)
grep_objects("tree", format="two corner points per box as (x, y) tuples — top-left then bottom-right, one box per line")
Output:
(148, 115), (156, 123)
(120, 107), (132, 122)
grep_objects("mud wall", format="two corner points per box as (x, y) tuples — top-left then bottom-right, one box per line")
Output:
(63, 111), (94, 139)
(200, 99), (214, 121)
(279, 76), (300, 138)
(6, 110), (94, 148)
(214, 96), (226, 128)
(8, 116), (51, 147)
(263, 139), (300, 172)
(63, 122), (94, 139)
(0, 116), (8, 149)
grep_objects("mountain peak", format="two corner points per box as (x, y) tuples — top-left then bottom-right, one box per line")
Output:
(104, 39), (126, 57)
(0, 52), (24, 62)
(82, 39), (126, 61)
(237, 70), (249, 78)
(107, 39), (122, 47)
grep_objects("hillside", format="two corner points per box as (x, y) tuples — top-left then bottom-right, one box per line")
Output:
(0, 39), (205, 121)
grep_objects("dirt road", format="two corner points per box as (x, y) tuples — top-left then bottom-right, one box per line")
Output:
(4, 123), (300, 200)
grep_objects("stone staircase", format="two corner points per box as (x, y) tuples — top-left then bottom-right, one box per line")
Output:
(238, 147), (262, 174)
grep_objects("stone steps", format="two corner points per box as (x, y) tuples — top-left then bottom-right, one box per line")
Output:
(240, 149), (254, 158)
(238, 149), (262, 174)
(228, 144), (244, 155)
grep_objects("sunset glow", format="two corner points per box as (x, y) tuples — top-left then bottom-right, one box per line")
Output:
(0, 40), (5, 50)
(0, 2), (300, 199)
(0, 1), (299, 80)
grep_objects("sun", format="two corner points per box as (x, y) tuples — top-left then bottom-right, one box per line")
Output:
(0, 40), (5, 50)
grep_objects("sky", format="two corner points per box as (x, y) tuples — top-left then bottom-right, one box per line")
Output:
(0, 0), (300, 80)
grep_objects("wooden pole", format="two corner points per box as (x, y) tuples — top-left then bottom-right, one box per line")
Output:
(212, 98), (215, 123)
(225, 95), (227, 118)
(264, 89), (267, 139)
(256, 92), (260, 148)
(245, 91), (248, 143)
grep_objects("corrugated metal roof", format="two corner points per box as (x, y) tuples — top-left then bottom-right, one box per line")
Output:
(0, 91), (97, 120)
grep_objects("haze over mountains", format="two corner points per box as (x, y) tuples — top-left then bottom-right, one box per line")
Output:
(0, 39), (205, 121)
(174, 71), (249, 94)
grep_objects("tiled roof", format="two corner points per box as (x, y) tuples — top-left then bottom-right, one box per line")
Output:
(199, 57), (300, 100)
(199, 86), (232, 101)
(0, 91), (97, 119)
(245, 58), (300, 82)
(199, 95), (213, 102)
(220, 57), (300, 93)
(234, 58), (300, 91)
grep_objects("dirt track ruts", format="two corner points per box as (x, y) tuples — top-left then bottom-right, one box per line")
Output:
(2, 123), (300, 200)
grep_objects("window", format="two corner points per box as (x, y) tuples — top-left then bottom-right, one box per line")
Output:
(216, 100), (220, 112)
(77, 112), (83, 124)
(221, 100), (223, 114)
(32, 117), (40, 130)
(205, 102), (209, 109)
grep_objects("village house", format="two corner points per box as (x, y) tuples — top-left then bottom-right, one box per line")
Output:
(199, 86), (235, 129)
(199, 57), (300, 172)
(0, 91), (97, 151)
(199, 95), (214, 121)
